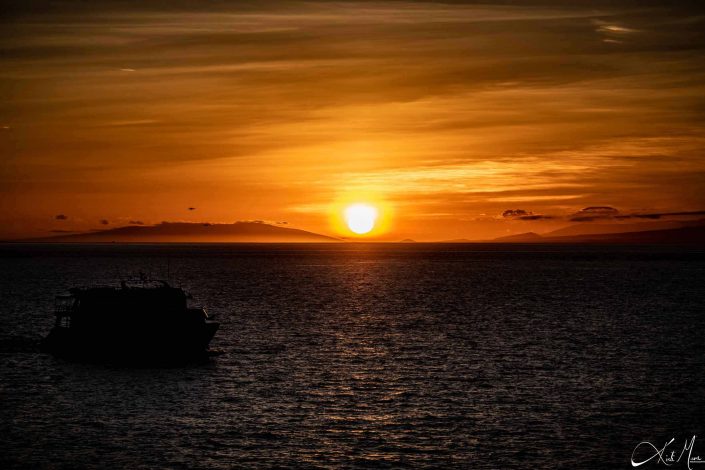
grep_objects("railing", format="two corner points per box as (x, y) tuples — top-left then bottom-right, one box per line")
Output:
(54, 296), (76, 316)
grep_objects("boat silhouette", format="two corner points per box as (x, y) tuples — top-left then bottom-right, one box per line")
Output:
(41, 278), (219, 364)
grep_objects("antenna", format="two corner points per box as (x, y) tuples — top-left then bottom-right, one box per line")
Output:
(115, 264), (123, 284)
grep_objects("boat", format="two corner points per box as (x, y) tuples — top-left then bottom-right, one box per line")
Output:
(41, 279), (219, 364)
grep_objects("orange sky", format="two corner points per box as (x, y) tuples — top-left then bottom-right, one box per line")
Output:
(2, 1), (705, 240)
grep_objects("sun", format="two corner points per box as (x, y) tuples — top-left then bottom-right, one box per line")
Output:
(330, 196), (392, 238)
(344, 203), (378, 235)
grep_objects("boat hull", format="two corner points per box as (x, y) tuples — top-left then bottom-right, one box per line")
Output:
(41, 321), (220, 365)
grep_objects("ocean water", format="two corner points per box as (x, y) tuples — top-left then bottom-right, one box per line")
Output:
(0, 243), (703, 469)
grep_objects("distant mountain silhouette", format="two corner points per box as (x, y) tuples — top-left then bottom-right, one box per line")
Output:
(493, 232), (543, 242)
(492, 223), (705, 245)
(546, 224), (705, 244)
(20, 222), (340, 243)
(543, 220), (690, 238)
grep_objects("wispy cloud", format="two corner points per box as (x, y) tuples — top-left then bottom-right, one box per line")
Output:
(2, 1), (705, 239)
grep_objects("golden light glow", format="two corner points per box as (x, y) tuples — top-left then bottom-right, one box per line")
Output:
(3, 2), (704, 241)
(344, 204), (378, 234)
(327, 194), (393, 238)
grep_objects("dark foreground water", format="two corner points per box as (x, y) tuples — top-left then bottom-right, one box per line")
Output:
(1, 243), (704, 469)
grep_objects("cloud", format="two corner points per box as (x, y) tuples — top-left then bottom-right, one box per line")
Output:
(55, 214), (68, 220)
(502, 209), (531, 218)
(100, 219), (109, 225)
(615, 210), (705, 220)
(3, 1), (705, 241)
(128, 220), (144, 225)
(594, 20), (640, 41)
(518, 214), (555, 220)
(500, 205), (705, 223)
(562, 207), (705, 223)
(502, 209), (554, 220)
(569, 206), (619, 221)
(579, 206), (620, 214)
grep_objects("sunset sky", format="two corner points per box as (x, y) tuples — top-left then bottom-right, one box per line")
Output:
(2, 1), (705, 240)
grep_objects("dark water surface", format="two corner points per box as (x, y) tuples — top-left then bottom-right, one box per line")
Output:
(1, 243), (704, 469)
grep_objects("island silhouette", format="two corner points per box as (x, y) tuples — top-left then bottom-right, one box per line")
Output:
(9, 219), (705, 244)
(18, 221), (340, 243)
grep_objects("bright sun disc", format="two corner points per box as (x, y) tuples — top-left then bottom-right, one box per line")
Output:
(344, 204), (378, 234)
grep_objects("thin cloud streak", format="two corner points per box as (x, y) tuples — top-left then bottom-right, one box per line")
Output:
(1, 1), (705, 239)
